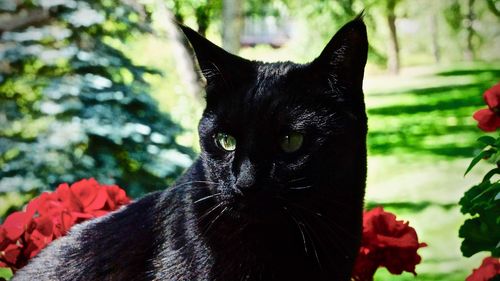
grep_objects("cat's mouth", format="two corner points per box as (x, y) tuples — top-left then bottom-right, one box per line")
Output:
(224, 192), (283, 224)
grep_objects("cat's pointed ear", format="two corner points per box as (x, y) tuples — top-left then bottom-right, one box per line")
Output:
(179, 24), (253, 90)
(313, 14), (368, 90)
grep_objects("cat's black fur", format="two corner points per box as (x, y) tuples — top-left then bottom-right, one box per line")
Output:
(13, 16), (368, 281)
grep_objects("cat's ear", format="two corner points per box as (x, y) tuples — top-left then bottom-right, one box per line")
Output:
(312, 14), (368, 91)
(179, 24), (253, 91)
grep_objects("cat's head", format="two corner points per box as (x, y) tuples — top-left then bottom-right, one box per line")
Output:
(181, 17), (368, 221)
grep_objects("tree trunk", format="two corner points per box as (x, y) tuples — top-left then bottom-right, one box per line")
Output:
(430, 13), (440, 64)
(464, 0), (476, 61)
(386, 0), (400, 74)
(195, 4), (211, 37)
(153, 0), (202, 98)
(222, 0), (243, 54)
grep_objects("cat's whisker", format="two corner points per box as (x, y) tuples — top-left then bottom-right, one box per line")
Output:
(194, 192), (222, 204)
(294, 211), (323, 271)
(275, 196), (354, 258)
(198, 201), (224, 222)
(288, 185), (312, 190)
(168, 180), (219, 195)
(295, 207), (353, 258)
(203, 206), (228, 235)
(281, 197), (352, 238)
(282, 206), (309, 256)
(314, 212), (352, 237)
(288, 177), (307, 183)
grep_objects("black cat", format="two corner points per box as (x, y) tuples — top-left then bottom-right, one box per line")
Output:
(13, 15), (368, 281)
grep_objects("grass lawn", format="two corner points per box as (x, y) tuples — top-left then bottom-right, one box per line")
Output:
(363, 62), (499, 280)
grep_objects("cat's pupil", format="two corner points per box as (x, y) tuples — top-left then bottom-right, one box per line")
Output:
(280, 132), (304, 153)
(215, 133), (236, 151)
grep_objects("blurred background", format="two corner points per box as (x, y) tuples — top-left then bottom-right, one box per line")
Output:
(0, 0), (499, 280)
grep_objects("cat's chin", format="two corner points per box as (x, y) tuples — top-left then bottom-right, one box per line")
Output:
(224, 195), (283, 225)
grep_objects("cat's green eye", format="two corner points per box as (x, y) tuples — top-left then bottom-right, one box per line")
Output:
(280, 132), (304, 153)
(215, 133), (237, 151)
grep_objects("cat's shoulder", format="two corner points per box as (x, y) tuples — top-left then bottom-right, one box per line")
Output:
(12, 191), (172, 280)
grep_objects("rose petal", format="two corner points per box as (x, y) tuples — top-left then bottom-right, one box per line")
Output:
(484, 82), (500, 109)
(2, 212), (32, 241)
(84, 187), (108, 212)
(55, 183), (82, 212)
(466, 257), (500, 281)
(105, 185), (130, 210)
(473, 109), (500, 132)
(1, 243), (21, 265)
(71, 178), (100, 208)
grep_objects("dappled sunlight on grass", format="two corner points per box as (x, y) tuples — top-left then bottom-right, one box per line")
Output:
(365, 63), (500, 158)
(364, 62), (499, 280)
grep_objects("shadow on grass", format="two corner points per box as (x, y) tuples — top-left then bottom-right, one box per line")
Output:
(365, 201), (457, 212)
(368, 88), (483, 115)
(368, 81), (486, 97)
(366, 68), (499, 158)
(375, 270), (467, 281)
(435, 68), (500, 77)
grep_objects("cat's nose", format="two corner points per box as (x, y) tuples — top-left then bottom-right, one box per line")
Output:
(235, 158), (257, 194)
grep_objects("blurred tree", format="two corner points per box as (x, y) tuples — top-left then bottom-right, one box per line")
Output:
(222, 0), (243, 53)
(430, 13), (441, 63)
(169, 0), (221, 36)
(463, 0), (476, 61)
(486, 0), (500, 17)
(443, 0), (499, 61)
(0, 0), (193, 197)
(385, 0), (401, 74)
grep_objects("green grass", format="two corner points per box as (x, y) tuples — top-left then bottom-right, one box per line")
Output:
(363, 62), (499, 280)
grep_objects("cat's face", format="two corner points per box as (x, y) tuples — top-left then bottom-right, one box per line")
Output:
(181, 19), (368, 221)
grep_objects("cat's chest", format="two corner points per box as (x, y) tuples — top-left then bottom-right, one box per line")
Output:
(206, 223), (328, 281)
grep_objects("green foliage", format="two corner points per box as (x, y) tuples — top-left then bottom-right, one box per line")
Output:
(459, 135), (500, 258)
(0, 267), (13, 280)
(444, 0), (462, 34)
(0, 0), (193, 199)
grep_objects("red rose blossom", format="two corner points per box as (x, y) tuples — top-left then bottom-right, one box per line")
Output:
(0, 178), (130, 271)
(473, 82), (500, 132)
(466, 257), (500, 281)
(352, 207), (427, 281)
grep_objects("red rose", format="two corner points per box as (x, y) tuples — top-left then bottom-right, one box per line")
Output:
(2, 211), (32, 241)
(24, 216), (54, 258)
(352, 207), (426, 281)
(466, 257), (500, 281)
(104, 184), (131, 210)
(0, 244), (21, 266)
(473, 82), (500, 132)
(70, 178), (108, 213)
(0, 178), (131, 272)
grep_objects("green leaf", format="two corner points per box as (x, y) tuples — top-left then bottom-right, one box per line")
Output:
(482, 168), (500, 183)
(459, 215), (500, 257)
(465, 149), (496, 176)
(0, 267), (13, 280)
(459, 181), (500, 215)
(478, 136), (497, 147)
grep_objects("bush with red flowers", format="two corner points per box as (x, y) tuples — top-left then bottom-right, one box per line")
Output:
(0, 178), (130, 272)
(473, 82), (500, 132)
(466, 257), (500, 281)
(351, 207), (426, 281)
(462, 81), (500, 281)
(0, 179), (425, 280)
